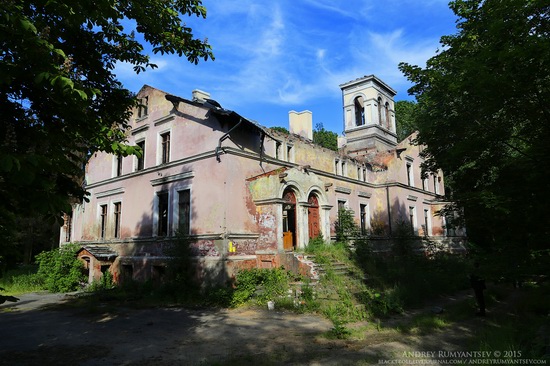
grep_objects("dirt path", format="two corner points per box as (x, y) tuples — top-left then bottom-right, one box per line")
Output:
(0, 290), (500, 365)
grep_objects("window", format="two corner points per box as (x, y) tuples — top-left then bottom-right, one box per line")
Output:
(136, 140), (145, 171)
(157, 192), (169, 236)
(63, 212), (72, 242)
(409, 206), (416, 235)
(137, 96), (148, 118)
(406, 163), (413, 186)
(363, 168), (367, 182)
(161, 132), (170, 164)
(354, 96), (365, 126)
(385, 102), (391, 130)
(423, 209), (430, 237)
(357, 167), (361, 181)
(115, 155), (123, 177)
(113, 202), (121, 238)
(178, 189), (191, 235)
(360, 204), (368, 235)
(275, 141), (281, 159)
(434, 175), (440, 194)
(100, 204), (107, 239)
(378, 97), (383, 126)
(341, 161), (346, 177)
(335, 159), (339, 175)
(286, 144), (293, 162)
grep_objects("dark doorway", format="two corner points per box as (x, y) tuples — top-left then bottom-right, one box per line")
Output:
(282, 189), (297, 250)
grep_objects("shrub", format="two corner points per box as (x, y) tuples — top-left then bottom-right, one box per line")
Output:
(36, 244), (85, 292)
(335, 208), (359, 243)
(231, 267), (291, 307)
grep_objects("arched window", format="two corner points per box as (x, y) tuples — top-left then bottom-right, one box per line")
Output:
(385, 102), (391, 130)
(377, 97), (383, 126)
(354, 96), (365, 126)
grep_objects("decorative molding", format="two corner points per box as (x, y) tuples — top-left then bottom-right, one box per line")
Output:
(254, 198), (285, 206)
(96, 187), (125, 198)
(131, 124), (149, 135)
(335, 186), (352, 194)
(150, 171), (194, 186)
(227, 233), (260, 240)
(405, 155), (414, 162)
(358, 191), (372, 198)
(153, 114), (175, 126)
(407, 195), (418, 202)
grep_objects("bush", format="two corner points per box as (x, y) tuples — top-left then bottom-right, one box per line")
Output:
(36, 244), (85, 292)
(231, 267), (291, 307)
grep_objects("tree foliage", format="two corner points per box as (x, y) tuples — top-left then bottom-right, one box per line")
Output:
(313, 123), (338, 151)
(394, 100), (418, 142)
(399, 0), (550, 261)
(35, 244), (84, 292)
(0, 0), (213, 245)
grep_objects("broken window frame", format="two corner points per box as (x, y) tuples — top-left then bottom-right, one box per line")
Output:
(100, 204), (107, 239)
(178, 189), (191, 235)
(161, 132), (170, 164)
(113, 202), (122, 239)
(157, 192), (169, 237)
(136, 140), (145, 171)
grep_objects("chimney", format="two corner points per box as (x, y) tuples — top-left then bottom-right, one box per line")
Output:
(289, 110), (313, 140)
(192, 89), (210, 102)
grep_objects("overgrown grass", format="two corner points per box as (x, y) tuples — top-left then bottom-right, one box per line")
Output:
(468, 283), (550, 360)
(0, 265), (44, 295)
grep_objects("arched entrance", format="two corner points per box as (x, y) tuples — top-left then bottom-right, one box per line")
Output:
(308, 193), (320, 239)
(282, 188), (297, 250)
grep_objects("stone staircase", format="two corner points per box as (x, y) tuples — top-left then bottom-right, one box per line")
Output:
(291, 252), (352, 282)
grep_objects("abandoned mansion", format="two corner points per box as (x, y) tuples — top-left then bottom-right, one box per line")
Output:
(61, 75), (466, 284)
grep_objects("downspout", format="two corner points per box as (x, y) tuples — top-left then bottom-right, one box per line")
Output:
(386, 185), (392, 236)
(216, 117), (243, 162)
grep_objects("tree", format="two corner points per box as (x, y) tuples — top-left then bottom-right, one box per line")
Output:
(0, 1), (213, 251)
(313, 123), (338, 151)
(399, 0), (550, 268)
(394, 100), (418, 142)
(269, 126), (290, 134)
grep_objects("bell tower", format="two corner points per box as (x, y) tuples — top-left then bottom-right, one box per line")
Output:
(339, 75), (398, 154)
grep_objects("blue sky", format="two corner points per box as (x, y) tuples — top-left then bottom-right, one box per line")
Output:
(115, 0), (458, 134)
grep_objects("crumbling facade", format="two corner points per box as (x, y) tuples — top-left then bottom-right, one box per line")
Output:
(62, 75), (466, 284)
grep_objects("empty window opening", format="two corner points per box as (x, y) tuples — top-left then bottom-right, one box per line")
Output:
(406, 163), (413, 186)
(354, 96), (365, 126)
(409, 206), (416, 235)
(423, 209), (430, 237)
(100, 204), (107, 239)
(178, 189), (191, 235)
(122, 264), (133, 283)
(136, 140), (145, 171)
(152, 265), (166, 285)
(286, 144), (293, 162)
(138, 96), (148, 118)
(161, 132), (170, 164)
(385, 102), (391, 130)
(360, 204), (368, 235)
(275, 141), (281, 159)
(116, 155), (123, 177)
(377, 97), (383, 126)
(113, 202), (121, 239)
(158, 192), (169, 236)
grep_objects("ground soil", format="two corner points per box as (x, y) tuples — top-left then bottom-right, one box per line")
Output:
(0, 289), (503, 366)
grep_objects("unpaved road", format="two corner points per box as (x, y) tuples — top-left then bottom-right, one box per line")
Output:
(0, 291), (482, 365)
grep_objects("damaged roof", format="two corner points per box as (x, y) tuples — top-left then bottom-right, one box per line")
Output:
(78, 245), (118, 261)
